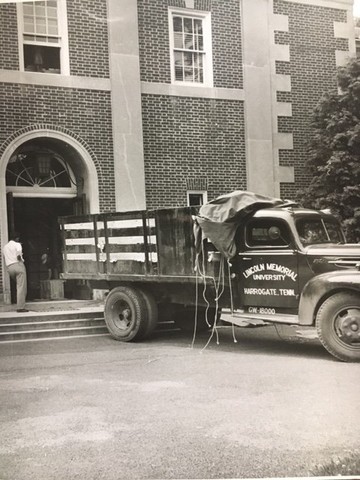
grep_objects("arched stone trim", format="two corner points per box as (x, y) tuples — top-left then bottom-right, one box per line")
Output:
(0, 124), (102, 178)
(0, 124), (101, 213)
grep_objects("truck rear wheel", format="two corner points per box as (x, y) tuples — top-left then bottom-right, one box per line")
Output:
(138, 288), (158, 337)
(316, 292), (360, 362)
(104, 286), (148, 342)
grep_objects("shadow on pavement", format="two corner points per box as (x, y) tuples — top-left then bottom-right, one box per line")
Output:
(148, 324), (333, 362)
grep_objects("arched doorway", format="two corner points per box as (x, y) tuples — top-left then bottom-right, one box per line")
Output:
(2, 132), (99, 301)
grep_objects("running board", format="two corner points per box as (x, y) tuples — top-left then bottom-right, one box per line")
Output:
(220, 308), (299, 327)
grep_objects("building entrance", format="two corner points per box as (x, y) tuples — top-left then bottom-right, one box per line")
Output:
(1, 131), (100, 304)
(3, 136), (91, 301)
(10, 197), (74, 300)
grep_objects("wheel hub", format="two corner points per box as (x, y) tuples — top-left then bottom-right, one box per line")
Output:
(113, 303), (132, 330)
(337, 309), (360, 344)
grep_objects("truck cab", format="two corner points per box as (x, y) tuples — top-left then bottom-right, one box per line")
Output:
(232, 207), (351, 312)
(225, 206), (360, 361)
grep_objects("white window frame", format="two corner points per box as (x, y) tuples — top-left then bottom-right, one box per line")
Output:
(187, 190), (208, 206)
(168, 8), (213, 87)
(17, 0), (70, 75)
(6, 152), (77, 198)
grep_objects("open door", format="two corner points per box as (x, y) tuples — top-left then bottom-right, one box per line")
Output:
(10, 198), (74, 299)
(6, 192), (16, 303)
(73, 194), (87, 215)
(6, 192), (15, 238)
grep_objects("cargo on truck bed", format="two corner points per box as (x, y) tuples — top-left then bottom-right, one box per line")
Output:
(59, 191), (360, 362)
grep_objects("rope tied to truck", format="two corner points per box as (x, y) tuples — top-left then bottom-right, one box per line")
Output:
(192, 236), (227, 349)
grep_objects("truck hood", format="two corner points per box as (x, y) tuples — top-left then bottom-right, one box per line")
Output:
(305, 244), (360, 257)
(305, 244), (360, 273)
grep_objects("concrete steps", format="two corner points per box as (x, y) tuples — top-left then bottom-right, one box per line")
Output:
(0, 308), (108, 342)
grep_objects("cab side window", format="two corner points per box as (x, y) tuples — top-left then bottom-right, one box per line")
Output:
(246, 219), (291, 248)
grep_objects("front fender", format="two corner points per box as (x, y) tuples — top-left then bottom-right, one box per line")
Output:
(298, 270), (360, 325)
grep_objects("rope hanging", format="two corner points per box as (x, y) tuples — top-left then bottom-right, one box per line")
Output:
(192, 239), (238, 350)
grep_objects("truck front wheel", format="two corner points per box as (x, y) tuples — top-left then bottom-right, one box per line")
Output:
(316, 292), (360, 362)
(104, 286), (149, 342)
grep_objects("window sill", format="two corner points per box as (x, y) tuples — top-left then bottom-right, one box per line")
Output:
(25, 68), (61, 75)
(0, 69), (111, 91)
(141, 81), (244, 101)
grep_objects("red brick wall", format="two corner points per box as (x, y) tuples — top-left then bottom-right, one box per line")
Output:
(0, 4), (19, 71)
(211, 0), (243, 89)
(274, 0), (348, 199)
(141, 95), (246, 208)
(66, 0), (110, 78)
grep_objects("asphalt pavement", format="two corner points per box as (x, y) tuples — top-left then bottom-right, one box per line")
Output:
(1, 324), (360, 480)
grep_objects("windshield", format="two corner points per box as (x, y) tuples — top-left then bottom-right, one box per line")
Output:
(296, 218), (344, 246)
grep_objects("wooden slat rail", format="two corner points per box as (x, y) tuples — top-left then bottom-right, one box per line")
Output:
(59, 210), (158, 277)
(59, 206), (225, 283)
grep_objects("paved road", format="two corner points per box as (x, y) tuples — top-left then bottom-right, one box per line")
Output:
(0, 325), (359, 480)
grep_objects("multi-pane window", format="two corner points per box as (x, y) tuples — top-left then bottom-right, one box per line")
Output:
(19, 0), (68, 74)
(173, 16), (203, 83)
(170, 11), (212, 86)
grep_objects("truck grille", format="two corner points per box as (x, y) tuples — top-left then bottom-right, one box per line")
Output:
(328, 258), (360, 269)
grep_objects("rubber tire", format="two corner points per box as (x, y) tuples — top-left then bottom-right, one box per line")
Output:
(174, 306), (219, 333)
(104, 286), (148, 342)
(316, 292), (360, 362)
(138, 288), (158, 337)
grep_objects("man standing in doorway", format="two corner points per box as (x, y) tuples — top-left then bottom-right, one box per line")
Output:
(3, 233), (28, 313)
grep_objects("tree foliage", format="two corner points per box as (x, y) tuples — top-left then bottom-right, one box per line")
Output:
(297, 57), (360, 242)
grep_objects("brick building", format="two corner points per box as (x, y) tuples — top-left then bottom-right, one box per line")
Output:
(0, 0), (356, 303)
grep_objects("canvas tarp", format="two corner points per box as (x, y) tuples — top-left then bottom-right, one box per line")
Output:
(194, 190), (289, 259)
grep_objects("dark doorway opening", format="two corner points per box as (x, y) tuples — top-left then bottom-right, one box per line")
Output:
(12, 198), (74, 300)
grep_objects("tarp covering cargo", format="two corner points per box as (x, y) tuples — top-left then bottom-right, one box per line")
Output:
(194, 190), (289, 258)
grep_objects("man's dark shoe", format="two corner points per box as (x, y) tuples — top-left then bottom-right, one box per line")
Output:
(16, 309), (29, 313)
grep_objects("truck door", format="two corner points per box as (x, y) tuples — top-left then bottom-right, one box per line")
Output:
(237, 217), (299, 311)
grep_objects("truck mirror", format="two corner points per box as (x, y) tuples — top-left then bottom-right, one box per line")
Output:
(268, 226), (281, 240)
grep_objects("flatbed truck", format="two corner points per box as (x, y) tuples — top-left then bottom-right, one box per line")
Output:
(59, 193), (360, 362)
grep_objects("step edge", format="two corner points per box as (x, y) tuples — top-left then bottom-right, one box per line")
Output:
(0, 325), (109, 336)
(0, 307), (104, 317)
(0, 333), (111, 344)
(0, 318), (105, 327)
